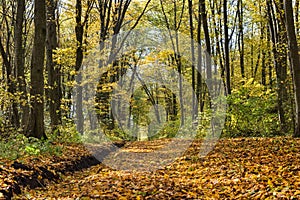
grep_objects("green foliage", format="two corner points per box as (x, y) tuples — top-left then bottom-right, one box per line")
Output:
(81, 128), (133, 143)
(196, 111), (213, 138)
(223, 79), (283, 137)
(0, 133), (62, 160)
(150, 120), (180, 140)
(47, 123), (82, 144)
(148, 118), (198, 140)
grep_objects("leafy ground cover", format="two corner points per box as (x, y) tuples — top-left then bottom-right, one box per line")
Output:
(2, 137), (300, 199)
(0, 141), (125, 199)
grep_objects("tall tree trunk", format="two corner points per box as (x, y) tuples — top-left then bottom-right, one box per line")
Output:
(197, 0), (203, 112)
(47, 0), (61, 132)
(295, 0), (299, 35)
(266, 25), (273, 86)
(188, 0), (197, 121)
(160, 0), (186, 126)
(175, 0), (185, 127)
(0, 1), (19, 128)
(210, 0), (224, 79)
(200, 0), (212, 93)
(261, 20), (267, 86)
(26, 0), (47, 139)
(238, 0), (245, 78)
(75, 0), (85, 134)
(267, 0), (288, 132)
(223, 0), (231, 95)
(15, 0), (28, 129)
(284, 0), (300, 137)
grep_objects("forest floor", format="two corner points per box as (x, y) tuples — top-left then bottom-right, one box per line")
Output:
(1, 137), (300, 199)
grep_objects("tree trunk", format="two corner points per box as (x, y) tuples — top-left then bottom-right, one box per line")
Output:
(267, 0), (288, 132)
(75, 0), (84, 134)
(15, 0), (28, 129)
(223, 0), (231, 95)
(295, 0), (299, 35)
(0, 36), (19, 128)
(284, 0), (300, 137)
(47, 0), (61, 132)
(238, 0), (245, 78)
(200, 0), (212, 92)
(196, 0), (203, 113)
(0, 1), (19, 128)
(188, 0), (197, 121)
(26, 0), (47, 139)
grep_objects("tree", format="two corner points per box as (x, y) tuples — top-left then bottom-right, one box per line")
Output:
(15, 0), (28, 129)
(74, 0), (94, 134)
(223, 0), (231, 95)
(0, 1), (19, 128)
(267, 0), (288, 132)
(95, 0), (151, 130)
(46, 0), (62, 132)
(188, 0), (196, 121)
(284, 0), (300, 137)
(26, 0), (47, 139)
(237, 0), (245, 79)
(160, 0), (186, 126)
(200, 0), (212, 90)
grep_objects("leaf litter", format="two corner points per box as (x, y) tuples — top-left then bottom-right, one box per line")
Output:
(2, 137), (300, 199)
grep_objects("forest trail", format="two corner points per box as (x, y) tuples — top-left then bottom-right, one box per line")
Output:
(11, 138), (300, 199)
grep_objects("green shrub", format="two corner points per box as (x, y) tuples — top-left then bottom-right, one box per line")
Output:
(0, 133), (62, 160)
(47, 123), (82, 144)
(223, 79), (285, 137)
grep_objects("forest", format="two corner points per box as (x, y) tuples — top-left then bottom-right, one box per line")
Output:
(0, 0), (300, 199)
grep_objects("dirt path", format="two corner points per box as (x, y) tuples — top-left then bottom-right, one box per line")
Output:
(14, 138), (300, 199)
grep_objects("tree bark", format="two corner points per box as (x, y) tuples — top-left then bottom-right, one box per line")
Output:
(284, 0), (300, 137)
(26, 0), (47, 139)
(196, 0), (203, 112)
(0, 1), (19, 128)
(267, 0), (288, 132)
(238, 0), (245, 78)
(200, 0), (212, 92)
(74, 0), (85, 134)
(188, 0), (197, 121)
(223, 0), (231, 95)
(15, 0), (28, 129)
(47, 0), (61, 132)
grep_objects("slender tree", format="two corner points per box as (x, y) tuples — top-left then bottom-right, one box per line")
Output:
(74, 0), (94, 134)
(200, 0), (212, 90)
(160, 0), (186, 126)
(15, 0), (28, 129)
(46, 0), (61, 132)
(188, 0), (197, 121)
(238, 0), (245, 79)
(0, 1), (19, 128)
(95, 0), (151, 130)
(223, 0), (231, 95)
(196, 0), (203, 112)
